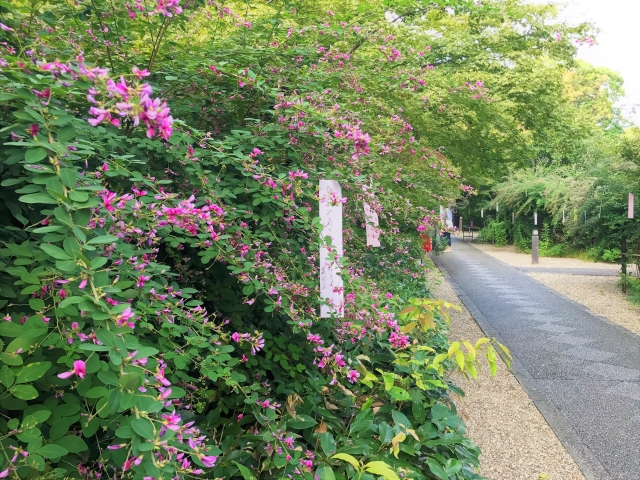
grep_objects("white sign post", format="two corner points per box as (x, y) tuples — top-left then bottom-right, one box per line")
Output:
(629, 193), (634, 219)
(319, 180), (344, 318)
(364, 202), (381, 247)
(534, 212), (537, 225)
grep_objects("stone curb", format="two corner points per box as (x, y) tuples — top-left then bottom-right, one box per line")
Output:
(432, 255), (612, 480)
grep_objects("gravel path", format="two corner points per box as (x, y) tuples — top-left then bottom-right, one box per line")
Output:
(469, 243), (640, 336)
(431, 267), (585, 480)
(471, 244), (619, 271)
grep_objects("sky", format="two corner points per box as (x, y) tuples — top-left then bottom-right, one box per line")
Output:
(533, 0), (640, 125)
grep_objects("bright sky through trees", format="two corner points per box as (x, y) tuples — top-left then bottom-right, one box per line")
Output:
(534, 0), (640, 124)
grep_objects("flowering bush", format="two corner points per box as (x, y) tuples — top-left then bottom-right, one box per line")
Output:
(0, 0), (511, 479)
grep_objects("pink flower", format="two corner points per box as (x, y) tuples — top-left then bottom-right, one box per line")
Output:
(29, 124), (39, 137)
(78, 278), (87, 290)
(132, 66), (150, 78)
(0, 23), (13, 31)
(161, 412), (181, 431)
(200, 455), (217, 468)
(101, 191), (117, 212)
(117, 307), (135, 328)
(58, 360), (86, 379)
(347, 370), (360, 384)
(231, 332), (241, 342)
(33, 89), (51, 100)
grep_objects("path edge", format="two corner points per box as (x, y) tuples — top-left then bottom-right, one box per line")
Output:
(432, 256), (612, 480)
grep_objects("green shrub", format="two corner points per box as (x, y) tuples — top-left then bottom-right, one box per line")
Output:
(602, 248), (622, 262)
(0, 0), (507, 478)
(478, 220), (508, 246)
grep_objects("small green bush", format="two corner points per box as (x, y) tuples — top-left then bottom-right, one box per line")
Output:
(602, 248), (622, 263)
(478, 220), (508, 246)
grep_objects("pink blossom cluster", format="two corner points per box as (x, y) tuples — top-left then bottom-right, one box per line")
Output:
(86, 67), (174, 140)
(231, 330), (265, 355)
(154, 0), (182, 17)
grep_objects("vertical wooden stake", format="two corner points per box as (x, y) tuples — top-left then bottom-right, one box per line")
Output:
(622, 237), (628, 294)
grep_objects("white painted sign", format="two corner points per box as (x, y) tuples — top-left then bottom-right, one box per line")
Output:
(534, 212), (537, 225)
(364, 202), (381, 247)
(481, 209), (484, 218)
(319, 180), (344, 318)
(629, 193), (634, 219)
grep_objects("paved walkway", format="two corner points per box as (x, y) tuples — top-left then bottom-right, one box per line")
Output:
(433, 238), (640, 480)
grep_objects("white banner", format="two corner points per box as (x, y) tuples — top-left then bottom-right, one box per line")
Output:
(319, 180), (344, 318)
(629, 193), (634, 219)
(364, 202), (381, 247)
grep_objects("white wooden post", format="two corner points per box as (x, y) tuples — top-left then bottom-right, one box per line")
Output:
(629, 193), (634, 219)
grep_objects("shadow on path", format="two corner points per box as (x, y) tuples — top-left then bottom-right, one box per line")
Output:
(432, 237), (640, 480)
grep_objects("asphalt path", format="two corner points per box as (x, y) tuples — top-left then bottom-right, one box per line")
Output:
(432, 237), (640, 480)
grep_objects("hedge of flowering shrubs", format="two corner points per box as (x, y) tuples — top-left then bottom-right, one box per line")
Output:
(0, 0), (509, 478)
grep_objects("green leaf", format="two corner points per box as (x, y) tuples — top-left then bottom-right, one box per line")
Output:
(331, 453), (360, 470)
(85, 386), (110, 398)
(55, 435), (88, 453)
(32, 410), (51, 424)
(59, 169), (77, 189)
(426, 459), (450, 480)
(16, 361), (51, 384)
(131, 418), (156, 439)
(317, 466), (336, 480)
(287, 414), (317, 430)
(233, 462), (257, 480)
(349, 409), (373, 435)
(0, 322), (23, 337)
(0, 365), (16, 387)
(119, 372), (143, 391)
(319, 432), (336, 456)
(57, 125), (76, 143)
(387, 386), (412, 402)
(40, 244), (71, 260)
(19, 193), (58, 204)
(364, 461), (400, 480)
(10, 384), (39, 400)
(25, 148), (48, 163)
(87, 235), (119, 245)
(36, 444), (68, 459)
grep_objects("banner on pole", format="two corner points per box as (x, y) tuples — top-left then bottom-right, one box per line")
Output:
(364, 202), (381, 247)
(319, 180), (344, 318)
(629, 193), (634, 219)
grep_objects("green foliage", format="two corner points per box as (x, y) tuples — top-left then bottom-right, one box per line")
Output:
(513, 223), (531, 253)
(0, 0), (524, 478)
(477, 220), (508, 247)
(602, 248), (622, 263)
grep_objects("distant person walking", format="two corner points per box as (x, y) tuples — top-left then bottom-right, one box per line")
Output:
(443, 207), (453, 252)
